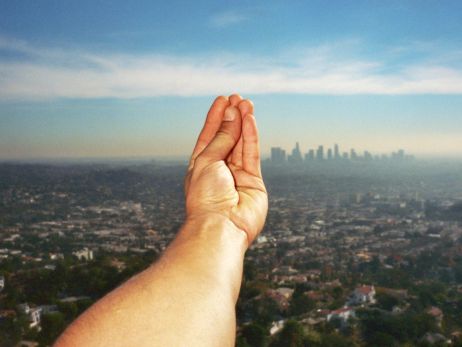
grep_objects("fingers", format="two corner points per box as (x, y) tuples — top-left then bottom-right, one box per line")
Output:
(242, 113), (261, 177)
(238, 99), (254, 117)
(196, 106), (242, 167)
(189, 94), (255, 173)
(228, 94), (243, 165)
(229, 94), (243, 106)
(189, 96), (230, 167)
(230, 99), (254, 167)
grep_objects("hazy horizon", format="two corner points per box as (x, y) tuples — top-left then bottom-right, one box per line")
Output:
(2, 151), (462, 164)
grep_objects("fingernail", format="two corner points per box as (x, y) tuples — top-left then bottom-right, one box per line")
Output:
(223, 107), (236, 122)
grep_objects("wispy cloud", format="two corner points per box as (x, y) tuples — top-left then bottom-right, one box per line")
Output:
(209, 10), (249, 28)
(1, 37), (462, 100)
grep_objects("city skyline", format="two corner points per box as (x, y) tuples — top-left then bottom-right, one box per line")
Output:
(270, 142), (414, 164)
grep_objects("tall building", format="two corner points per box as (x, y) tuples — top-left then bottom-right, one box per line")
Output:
(350, 149), (357, 161)
(334, 144), (340, 159)
(391, 149), (405, 160)
(305, 149), (315, 161)
(327, 148), (333, 160)
(271, 147), (286, 164)
(288, 142), (303, 164)
(316, 145), (324, 160)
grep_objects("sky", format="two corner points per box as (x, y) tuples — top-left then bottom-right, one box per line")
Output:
(1, 0), (462, 160)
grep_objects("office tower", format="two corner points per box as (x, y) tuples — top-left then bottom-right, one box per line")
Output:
(271, 147), (278, 162)
(289, 142), (303, 164)
(392, 149), (405, 160)
(343, 152), (349, 159)
(350, 149), (357, 160)
(316, 145), (324, 160)
(334, 144), (340, 159)
(305, 149), (315, 161)
(327, 148), (333, 160)
(271, 147), (286, 164)
(295, 142), (301, 154)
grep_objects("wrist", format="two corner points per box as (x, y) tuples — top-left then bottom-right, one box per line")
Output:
(177, 213), (248, 302)
(183, 212), (249, 250)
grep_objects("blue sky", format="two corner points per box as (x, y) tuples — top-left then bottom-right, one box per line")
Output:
(1, 0), (462, 159)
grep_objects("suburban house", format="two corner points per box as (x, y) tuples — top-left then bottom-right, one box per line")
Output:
(348, 285), (376, 305)
(327, 307), (355, 325)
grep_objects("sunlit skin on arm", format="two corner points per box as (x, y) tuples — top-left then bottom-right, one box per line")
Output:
(54, 94), (268, 347)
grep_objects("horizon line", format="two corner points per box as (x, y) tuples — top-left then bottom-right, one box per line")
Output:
(1, 153), (462, 165)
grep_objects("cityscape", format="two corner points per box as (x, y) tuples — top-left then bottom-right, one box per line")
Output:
(1, 159), (462, 346)
(270, 143), (414, 165)
(1, 1), (462, 346)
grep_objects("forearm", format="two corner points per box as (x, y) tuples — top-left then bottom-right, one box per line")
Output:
(55, 215), (247, 347)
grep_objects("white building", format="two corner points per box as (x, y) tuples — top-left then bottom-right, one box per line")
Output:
(270, 320), (286, 335)
(29, 308), (42, 329)
(348, 285), (376, 305)
(327, 307), (355, 324)
(18, 303), (42, 329)
(73, 248), (94, 261)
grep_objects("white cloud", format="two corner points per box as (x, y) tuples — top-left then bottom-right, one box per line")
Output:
(1, 37), (462, 100)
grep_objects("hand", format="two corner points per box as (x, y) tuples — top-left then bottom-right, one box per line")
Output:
(185, 94), (268, 245)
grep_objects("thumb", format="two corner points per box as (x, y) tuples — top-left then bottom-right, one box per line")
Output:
(197, 106), (242, 164)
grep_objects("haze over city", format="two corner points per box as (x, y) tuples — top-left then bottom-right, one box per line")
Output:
(1, 1), (462, 159)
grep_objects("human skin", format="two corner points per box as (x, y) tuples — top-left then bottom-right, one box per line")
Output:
(54, 94), (268, 347)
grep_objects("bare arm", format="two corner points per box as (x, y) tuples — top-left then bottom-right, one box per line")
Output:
(54, 95), (268, 347)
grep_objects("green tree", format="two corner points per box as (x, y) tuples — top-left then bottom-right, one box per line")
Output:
(58, 302), (79, 323)
(319, 332), (357, 347)
(376, 292), (399, 311)
(367, 332), (398, 347)
(270, 320), (306, 347)
(241, 322), (269, 347)
(253, 296), (280, 325)
(38, 313), (66, 346)
(358, 308), (437, 344)
(236, 336), (252, 347)
(289, 286), (315, 316)
(0, 315), (27, 347)
(332, 286), (344, 299)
